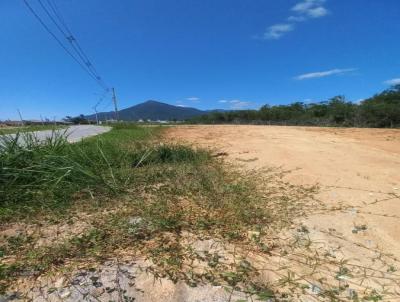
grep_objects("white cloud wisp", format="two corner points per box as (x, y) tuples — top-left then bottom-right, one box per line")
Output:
(295, 68), (356, 80)
(384, 78), (400, 86)
(261, 0), (329, 40)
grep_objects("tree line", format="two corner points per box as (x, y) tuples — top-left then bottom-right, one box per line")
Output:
(189, 85), (400, 128)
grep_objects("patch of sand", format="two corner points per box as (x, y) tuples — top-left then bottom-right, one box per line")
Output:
(166, 125), (400, 293)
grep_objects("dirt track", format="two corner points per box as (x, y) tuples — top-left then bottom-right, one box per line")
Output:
(167, 125), (400, 268)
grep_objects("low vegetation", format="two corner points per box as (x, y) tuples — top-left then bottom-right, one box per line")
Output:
(1, 124), (398, 301)
(0, 124), (161, 220)
(190, 85), (400, 128)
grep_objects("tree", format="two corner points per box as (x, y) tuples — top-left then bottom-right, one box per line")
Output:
(188, 87), (400, 128)
(359, 87), (400, 127)
(326, 96), (356, 125)
(64, 114), (90, 125)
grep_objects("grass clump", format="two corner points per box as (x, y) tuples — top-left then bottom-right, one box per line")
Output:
(0, 125), (161, 220)
(131, 144), (210, 167)
(0, 124), (211, 222)
(0, 132), (105, 212)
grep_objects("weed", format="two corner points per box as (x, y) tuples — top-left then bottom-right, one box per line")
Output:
(0, 125), (160, 221)
(364, 290), (383, 301)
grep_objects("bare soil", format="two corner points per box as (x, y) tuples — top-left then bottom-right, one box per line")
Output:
(166, 125), (400, 288)
(4, 125), (400, 301)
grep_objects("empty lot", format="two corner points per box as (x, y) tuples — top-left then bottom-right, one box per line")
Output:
(3, 125), (400, 301)
(167, 125), (400, 277)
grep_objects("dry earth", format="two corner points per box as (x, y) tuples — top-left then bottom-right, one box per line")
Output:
(166, 125), (400, 299)
(4, 125), (400, 301)
(166, 125), (400, 252)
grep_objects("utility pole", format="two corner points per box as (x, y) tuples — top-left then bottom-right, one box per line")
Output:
(92, 92), (105, 125)
(17, 109), (25, 126)
(112, 87), (119, 121)
(93, 105), (99, 125)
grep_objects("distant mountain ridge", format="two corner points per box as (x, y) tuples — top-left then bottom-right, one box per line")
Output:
(85, 100), (211, 121)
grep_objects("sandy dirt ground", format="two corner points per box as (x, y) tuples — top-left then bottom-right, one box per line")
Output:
(4, 125), (400, 301)
(166, 125), (400, 295)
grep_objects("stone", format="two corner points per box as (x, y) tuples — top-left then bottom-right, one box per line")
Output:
(128, 217), (143, 225)
(59, 289), (71, 299)
(54, 277), (65, 288)
(247, 231), (260, 239)
(311, 284), (321, 294)
(89, 288), (104, 298)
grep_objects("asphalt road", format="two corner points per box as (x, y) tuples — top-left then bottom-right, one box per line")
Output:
(59, 125), (111, 142)
(3, 125), (111, 143)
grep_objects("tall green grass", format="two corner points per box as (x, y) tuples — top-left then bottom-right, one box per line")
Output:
(0, 125), (191, 220)
(0, 124), (211, 221)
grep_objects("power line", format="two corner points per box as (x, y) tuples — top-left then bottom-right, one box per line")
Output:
(37, 0), (99, 79)
(94, 90), (109, 108)
(101, 98), (114, 111)
(38, 0), (108, 89)
(22, 0), (109, 91)
(46, 0), (96, 68)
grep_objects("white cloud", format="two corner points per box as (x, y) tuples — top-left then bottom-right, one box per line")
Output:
(292, 0), (328, 18)
(260, 0), (329, 40)
(263, 23), (295, 40)
(384, 78), (400, 86)
(292, 0), (323, 12)
(230, 101), (253, 109)
(287, 15), (306, 22)
(186, 97), (200, 101)
(176, 104), (187, 107)
(295, 68), (356, 80)
(218, 99), (254, 109)
(307, 6), (328, 18)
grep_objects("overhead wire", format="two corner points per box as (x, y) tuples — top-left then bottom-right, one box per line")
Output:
(47, 0), (100, 73)
(41, 0), (109, 89)
(101, 99), (114, 111)
(93, 90), (109, 110)
(36, 0), (103, 86)
(22, 0), (109, 92)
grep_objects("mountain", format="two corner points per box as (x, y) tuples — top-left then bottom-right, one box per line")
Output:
(86, 100), (208, 121)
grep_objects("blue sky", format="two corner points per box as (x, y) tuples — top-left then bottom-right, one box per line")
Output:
(1, 0), (399, 120)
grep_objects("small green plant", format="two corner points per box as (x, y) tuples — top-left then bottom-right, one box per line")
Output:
(336, 266), (352, 280)
(364, 290), (383, 301)
(352, 224), (368, 234)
